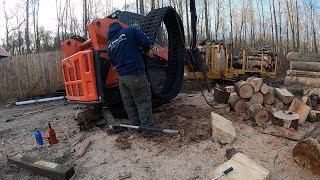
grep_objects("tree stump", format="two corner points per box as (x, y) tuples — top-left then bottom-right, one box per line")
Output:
(234, 81), (254, 98)
(292, 126), (320, 176)
(272, 111), (299, 130)
(250, 92), (264, 104)
(214, 88), (231, 104)
(228, 93), (248, 113)
(260, 83), (270, 95)
(246, 102), (269, 126)
(274, 88), (294, 104)
(246, 77), (263, 93)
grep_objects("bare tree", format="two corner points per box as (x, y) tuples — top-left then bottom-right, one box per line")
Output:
(25, 0), (31, 53)
(139, 0), (144, 15)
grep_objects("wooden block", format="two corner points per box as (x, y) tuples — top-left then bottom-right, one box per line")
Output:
(246, 77), (263, 93)
(288, 98), (311, 124)
(234, 81), (254, 98)
(274, 88), (294, 104)
(250, 92), (264, 104)
(246, 102), (269, 127)
(228, 93), (248, 113)
(8, 154), (75, 180)
(76, 138), (91, 157)
(273, 111), (299, 130)
(211, 112), (236, 144)
(207, 153), (270, 180)
(260, 83), (270, 95)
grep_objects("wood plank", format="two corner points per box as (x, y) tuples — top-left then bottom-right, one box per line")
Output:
(8, 154), (75, 180)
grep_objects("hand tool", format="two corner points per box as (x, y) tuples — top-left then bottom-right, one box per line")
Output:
(212, 167), (233, 180)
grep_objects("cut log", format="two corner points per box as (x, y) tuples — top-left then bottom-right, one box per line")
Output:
(246, 77), (263, 93)
(246, 102), (269, 126)
(250, 92), (264, 104)
(285, 76), (320, 88)
(234, 81), (254, 98)
(76, 138), (91, 157)
(274, 88), (294, 104)
(287, 52), (320, 62)
(272, 111), (299, 130)
(274, 98), (284, 110)
(307, 110), (320, 122)
(260, 83), (270, 95)
(292, 126), (320, 175)
(228, 93), (248, 113)
(290, 61), (320, 72)
(263, 92), (275, 105)
(287, 70), (320, 77)
(288, 99), (311, 124)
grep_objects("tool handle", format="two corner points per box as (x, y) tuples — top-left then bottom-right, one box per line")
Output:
(48, 123), (52, 129)
(223, 167), (233, 175)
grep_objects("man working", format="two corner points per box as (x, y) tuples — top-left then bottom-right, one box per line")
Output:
(107, 21), (155, 131)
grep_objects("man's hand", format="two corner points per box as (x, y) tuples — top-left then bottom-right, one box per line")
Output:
(146, 49), (154, 59)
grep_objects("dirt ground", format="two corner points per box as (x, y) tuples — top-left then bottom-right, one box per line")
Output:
(0, 80), (320, 180)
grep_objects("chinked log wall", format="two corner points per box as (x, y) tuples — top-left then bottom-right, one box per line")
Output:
(0, 51), (64, 102)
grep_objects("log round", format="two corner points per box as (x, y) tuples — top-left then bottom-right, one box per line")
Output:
(292, 126), (320, 176)
(246, 77), (263, 93)
(234, 81), (254, 98)
(250, 92), (264, 104)
(246, 102), (269, 126)
(260, 83), (270, 94)
(287, 52), (320, 62)
(228, 93), (248, 113)
(263, 92), (275, 105)
(274, 98), (284, 110)
(273, 111), (299, 130)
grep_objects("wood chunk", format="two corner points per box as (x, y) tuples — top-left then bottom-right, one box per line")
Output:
(234, 81), (254, 98)
(287, 52), (320, 62)
(274, 88), (294, 104)
(8, 155), (75, 180)
(76, 138), (91, 157)
(211, 112), (236, 144)
(307, 110), (320, 122)
(292, 126), (320, 175)
(246, 102), (269, 126)
(250, 92), (264, 104)
(273, 111), (299, 130)
(274, 98), (284, 110)
(263, 92), (275, 105)
(260, 83), (270, 95)
(288, 99), (311, 124)
(208, 153), (271, 180)
(246, 77), (263, 93)
(228, 93), (248, 113)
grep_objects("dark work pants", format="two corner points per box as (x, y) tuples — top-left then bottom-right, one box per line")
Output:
(119, 74), (155, 127)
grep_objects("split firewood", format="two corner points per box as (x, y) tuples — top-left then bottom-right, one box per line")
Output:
(228, 93), (248, 113)
(263, 92), (275, 105)
(274, 88), (294, 104)
(76, 138), (91, 157)
(288, 99), (311, 124)
(234, 81), (254, 98)
(292, 126), (320, 176)
(246, 102), (269, 126)
(260, 83), (270, 95)
(246, 77), (263, 93)
(250, 92), (264, 104)
(272, 111), (299, 130)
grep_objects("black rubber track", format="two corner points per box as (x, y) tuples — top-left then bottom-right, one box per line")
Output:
(141, 7), (185, 100)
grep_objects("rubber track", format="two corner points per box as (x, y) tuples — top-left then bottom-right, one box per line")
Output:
(141, 7), (185, 100)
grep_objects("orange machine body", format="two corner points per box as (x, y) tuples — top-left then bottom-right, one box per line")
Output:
(61, 18), (168, 103)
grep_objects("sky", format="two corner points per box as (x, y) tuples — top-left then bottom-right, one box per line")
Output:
(0, 0), (131, 45)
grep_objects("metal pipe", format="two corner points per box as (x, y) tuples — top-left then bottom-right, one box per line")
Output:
(15, 96), (66, 105)
(118, 124), (180, 134)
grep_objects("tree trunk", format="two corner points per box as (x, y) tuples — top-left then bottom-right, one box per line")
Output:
(139, 0), (144, 15)
(290, 61), (320, 72)
(287, 70), (320, 77)
(287, 52), (320, 62)
(228, 93), (248, 113)
(285, 76), (320, 88)
(292, 126), (320, 175)
(295, 0), (300, 51)
(274, 88), (294, 104)
(25, 0), (31, 53)
(204, 0), (209, 39)
(246, 102), (269, 126)
(185, 0), (190, 46)
(234, 81), (254, 98)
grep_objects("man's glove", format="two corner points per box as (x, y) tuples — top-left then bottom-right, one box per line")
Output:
(146, 49), (154, 59)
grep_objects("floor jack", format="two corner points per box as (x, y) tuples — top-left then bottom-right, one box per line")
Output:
(102, 107), (182, 135)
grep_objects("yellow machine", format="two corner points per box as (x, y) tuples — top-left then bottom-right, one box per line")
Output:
(184, 44), (278, 80)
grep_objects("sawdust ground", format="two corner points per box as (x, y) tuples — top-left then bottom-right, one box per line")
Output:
(0, 80), (319, 179)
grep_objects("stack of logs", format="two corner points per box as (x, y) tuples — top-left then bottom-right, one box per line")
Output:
(228, 77), (301, 128)
(242, 46), (277, 71)
(285, 52), (320, 88)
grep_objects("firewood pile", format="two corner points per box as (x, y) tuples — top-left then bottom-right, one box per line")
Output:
(285, 52), (320, 88)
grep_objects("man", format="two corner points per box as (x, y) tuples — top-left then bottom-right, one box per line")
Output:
(107, 21), (155, 130)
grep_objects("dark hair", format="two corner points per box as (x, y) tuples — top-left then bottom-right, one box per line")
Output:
(110, 21), (120, 28)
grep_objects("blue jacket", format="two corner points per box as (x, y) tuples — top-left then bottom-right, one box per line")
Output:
(107, 24), (151, 76)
